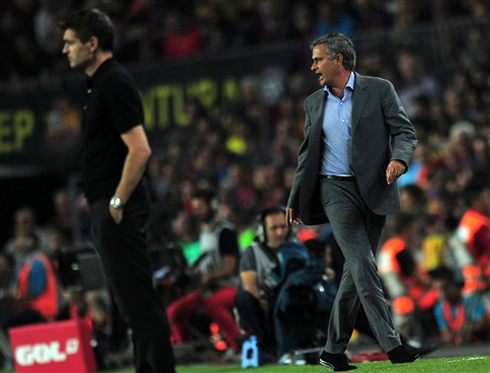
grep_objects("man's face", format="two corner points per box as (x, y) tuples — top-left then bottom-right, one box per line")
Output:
(62, 29), (92, 70)
(15, 210), (34, 233)
(14, 233), (35, 257)
(310, 44), (337, 87)
(265, 213), (289, 249)
(191, 197), (212, 222)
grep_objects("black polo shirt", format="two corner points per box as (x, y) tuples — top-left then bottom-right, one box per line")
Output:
(82, 58), (146, 203)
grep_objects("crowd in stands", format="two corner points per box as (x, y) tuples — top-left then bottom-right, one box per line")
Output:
(1, 0), (489, 369)
(1, 0), (489, 87)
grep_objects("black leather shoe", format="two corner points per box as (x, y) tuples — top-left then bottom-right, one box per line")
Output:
(411, 340), (440, 356)
(387, 344), (420, 364)
(400, 334), (440, 356)
(319, 351), (357, 371)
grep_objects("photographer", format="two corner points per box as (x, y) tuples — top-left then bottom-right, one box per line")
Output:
(0, 232), (59, 370)
(234, 207), (290, 358)
(166, 189), (241, 354)
(0, 232), (58, 326)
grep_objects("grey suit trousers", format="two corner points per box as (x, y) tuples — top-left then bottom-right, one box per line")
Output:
(321, 177), (401, 353)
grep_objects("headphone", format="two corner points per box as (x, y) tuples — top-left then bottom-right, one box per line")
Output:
(255, 206), (290, 243)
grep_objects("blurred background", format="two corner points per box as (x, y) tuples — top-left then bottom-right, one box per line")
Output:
(1, 0), (488, 249)
(0, 0), (489, 368)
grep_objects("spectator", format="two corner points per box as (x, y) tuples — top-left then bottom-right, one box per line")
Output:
(0, 252), (14, 370)
(351, 0), (392, 31)
(400, 184), (427, 214)
(33, 0), (64, 57)
(255, 0), (289, 44)
(389, 0), (431, 29)
(0, 0), (486, 85)
(0, 253), (14, 294)
(50, 188), (91, 244)
(434, 276), (489, 345)
(286, 2), (313, 41)
(472, 135), (490, 168)
(378, 214), (439, 345)
(195, 1), (234, 53)
(276, 237), (337, 355)
(166, 188), (242, 354)
(398, 143), (430, 187)
(162, 10), (202, 59)
(3, 207), (49, 257)
(395, 48), (440, 117)
(313, 0), (355, 38)
(234, 207), (288, 357)
(449, 186), (490, 296)
(0, 232), (59, 369)
(235, 208), (336, 359)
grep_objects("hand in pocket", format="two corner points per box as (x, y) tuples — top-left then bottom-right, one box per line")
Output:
(109, 206), (123, 225)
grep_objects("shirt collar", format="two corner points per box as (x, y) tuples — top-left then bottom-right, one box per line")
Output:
(86, 57), (116, 88)
(323, 71), (355, 95)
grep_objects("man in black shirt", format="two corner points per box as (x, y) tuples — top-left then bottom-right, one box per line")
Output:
(60, 9), (175, 373)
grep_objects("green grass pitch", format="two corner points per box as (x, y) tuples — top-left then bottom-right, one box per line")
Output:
(5, 355), (489, 372)
(107, 355), (490, 373)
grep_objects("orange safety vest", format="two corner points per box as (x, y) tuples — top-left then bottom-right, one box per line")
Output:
(379, 238), (437, 314)
(379, 238), (406, 276)
(458, 210), (490, 266)
(457, 210), (490, 293)
(442, 301), (465, 332)
(17, 252), (59, 320)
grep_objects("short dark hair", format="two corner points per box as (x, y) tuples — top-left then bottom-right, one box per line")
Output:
(60, 8), (114, 52)
(310, 32), (356, 71)
(257, 206), (286, 224)
(401, 184), (426, 205)
(192, 188), (217, 206)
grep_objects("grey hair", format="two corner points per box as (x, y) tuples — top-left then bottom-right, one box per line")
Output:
(310, 33), (356, 71)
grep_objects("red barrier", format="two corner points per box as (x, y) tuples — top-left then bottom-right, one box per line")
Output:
(9, 320), (96, 372)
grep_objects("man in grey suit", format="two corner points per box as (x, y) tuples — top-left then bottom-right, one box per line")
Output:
(286, 33), (419, 371)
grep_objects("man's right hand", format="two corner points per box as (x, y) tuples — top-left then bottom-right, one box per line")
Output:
(286, 207), (302, 226)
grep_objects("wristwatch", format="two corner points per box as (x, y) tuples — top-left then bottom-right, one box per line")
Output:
(110, 196), (124, 209)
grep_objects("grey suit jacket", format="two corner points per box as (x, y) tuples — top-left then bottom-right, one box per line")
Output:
(287, 73), (417, 225)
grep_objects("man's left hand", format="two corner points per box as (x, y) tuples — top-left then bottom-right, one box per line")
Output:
(386, 160), (407, 185)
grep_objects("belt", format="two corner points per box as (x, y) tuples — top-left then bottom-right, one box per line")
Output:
(322, 175), (356, 181)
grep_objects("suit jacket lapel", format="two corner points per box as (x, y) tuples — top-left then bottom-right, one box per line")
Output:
(304, 89), (325, 184)
(351, 73), (368, 133)
(310, 89), (326, 138)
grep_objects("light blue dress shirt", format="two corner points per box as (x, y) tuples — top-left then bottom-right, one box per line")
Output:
(320, 72), (355, 177)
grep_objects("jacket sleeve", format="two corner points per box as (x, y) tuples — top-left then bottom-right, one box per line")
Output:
(287, 100), (312, 209)
(382, 80), (418, 169)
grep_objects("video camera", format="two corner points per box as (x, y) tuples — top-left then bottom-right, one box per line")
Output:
(56, 245), (107, 292)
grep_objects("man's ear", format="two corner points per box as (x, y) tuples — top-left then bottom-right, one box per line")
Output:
(336, 53), (343, 68)
(88, 36), (99, 53)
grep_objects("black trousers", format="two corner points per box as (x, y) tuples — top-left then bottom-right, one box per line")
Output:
(234, 290), (275, 351)
(90, 196), (175, 373)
